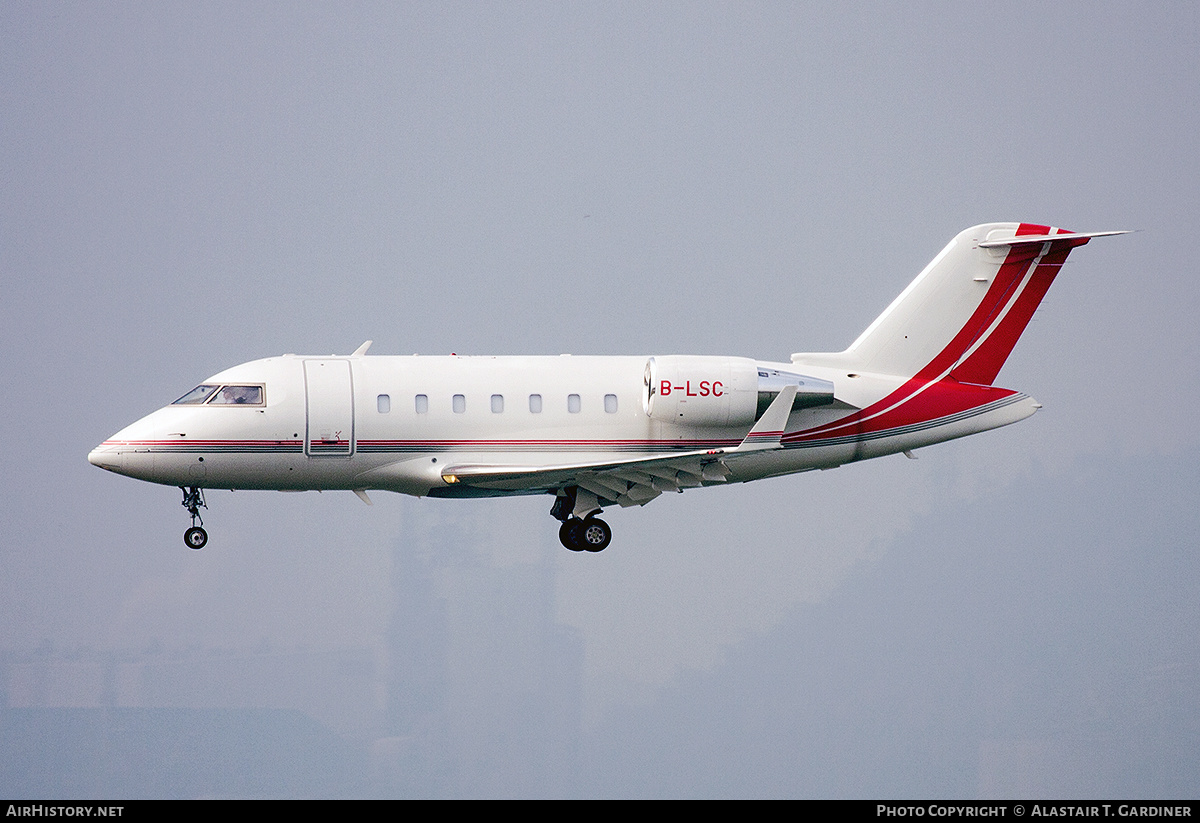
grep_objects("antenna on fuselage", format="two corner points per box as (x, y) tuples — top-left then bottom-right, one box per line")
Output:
(351, 340), (373, 357)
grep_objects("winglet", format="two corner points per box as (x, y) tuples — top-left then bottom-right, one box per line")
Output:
(736, 385), (797, 452)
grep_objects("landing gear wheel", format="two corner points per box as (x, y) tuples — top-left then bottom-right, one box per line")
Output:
(180, 486), (209, 549)
(580, 517), (611, 552)
(184, 526), (208, 550)
(559, 519), (586, 552)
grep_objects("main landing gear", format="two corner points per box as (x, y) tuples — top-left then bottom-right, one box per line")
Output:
(558, 516), (612, 552)
(180, 486), (208, 549)
(552, 486), (612, 552)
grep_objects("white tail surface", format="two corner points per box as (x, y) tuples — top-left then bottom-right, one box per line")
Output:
(804, 223), (1115, 385)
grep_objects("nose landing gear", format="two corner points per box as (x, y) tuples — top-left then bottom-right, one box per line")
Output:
(180, 486), (208, 549)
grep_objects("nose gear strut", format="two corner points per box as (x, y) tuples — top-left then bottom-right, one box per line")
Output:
(180, 486), (208, 549)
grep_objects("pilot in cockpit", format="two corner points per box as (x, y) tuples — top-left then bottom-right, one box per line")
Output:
(211, 385), (261, 405)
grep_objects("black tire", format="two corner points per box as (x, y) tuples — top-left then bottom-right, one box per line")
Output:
(580, 517), (611, 552)
(559, 519), (585, 551)
(184, 526), (208, 550)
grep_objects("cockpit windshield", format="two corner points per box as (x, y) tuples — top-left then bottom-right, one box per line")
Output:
(172, 384), (264, 406)
(173, 385), (220, 404)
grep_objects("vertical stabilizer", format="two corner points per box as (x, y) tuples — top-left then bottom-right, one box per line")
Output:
(841, 223), (1112, 385)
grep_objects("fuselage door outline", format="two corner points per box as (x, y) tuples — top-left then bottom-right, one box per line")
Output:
(303, 359), (354, 457)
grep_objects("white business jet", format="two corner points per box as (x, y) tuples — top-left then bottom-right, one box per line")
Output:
(89, 223), (1124, 552)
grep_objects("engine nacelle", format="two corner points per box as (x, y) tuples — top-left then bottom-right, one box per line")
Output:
(643, 357), (835, 427)
(643, 356), (759, 427)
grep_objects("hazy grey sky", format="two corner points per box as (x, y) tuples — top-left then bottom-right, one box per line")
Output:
(2, 1), (1197, 797)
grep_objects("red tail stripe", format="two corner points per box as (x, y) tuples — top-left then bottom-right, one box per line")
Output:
(949, 245), (1068, 385)
(789, 223), (1066, 442)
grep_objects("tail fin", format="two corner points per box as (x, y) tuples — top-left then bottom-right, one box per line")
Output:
(836, 223), (1125, 385)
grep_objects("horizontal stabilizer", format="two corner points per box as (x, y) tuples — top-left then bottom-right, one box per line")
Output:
(977, 230), (1129, 248)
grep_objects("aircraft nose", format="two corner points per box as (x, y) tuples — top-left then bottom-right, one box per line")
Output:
(88, 442), (124, 473)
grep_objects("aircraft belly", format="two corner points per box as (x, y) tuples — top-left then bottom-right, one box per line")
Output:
(847, 392), (1039, 461)
(353, 455), (446, 495)
(723, 444), (849, 483)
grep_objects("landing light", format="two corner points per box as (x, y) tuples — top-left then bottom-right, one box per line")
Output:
(442, 474), (460, 484)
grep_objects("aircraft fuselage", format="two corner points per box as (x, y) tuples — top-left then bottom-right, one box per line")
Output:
(88, 351), (1035, 496)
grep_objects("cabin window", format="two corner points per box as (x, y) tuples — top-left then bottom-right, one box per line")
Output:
(491, 394), (504, 413)
(207, 385), (264, 406)
(377, 394), (391, 414)
(568, 394), (581, 413)
(453, 394), (466, 414)
(529, 394), (542, 413)
(605, 394), (618, 413)
(415, 394), (428, 414)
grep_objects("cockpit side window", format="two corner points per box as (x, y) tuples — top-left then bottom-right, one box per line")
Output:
(173, 384), (220, 405)
(172, 384), (264, 406)
(208, 385), (264, 405)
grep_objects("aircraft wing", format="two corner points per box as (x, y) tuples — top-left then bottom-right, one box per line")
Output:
(439, 387), (799, 507)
